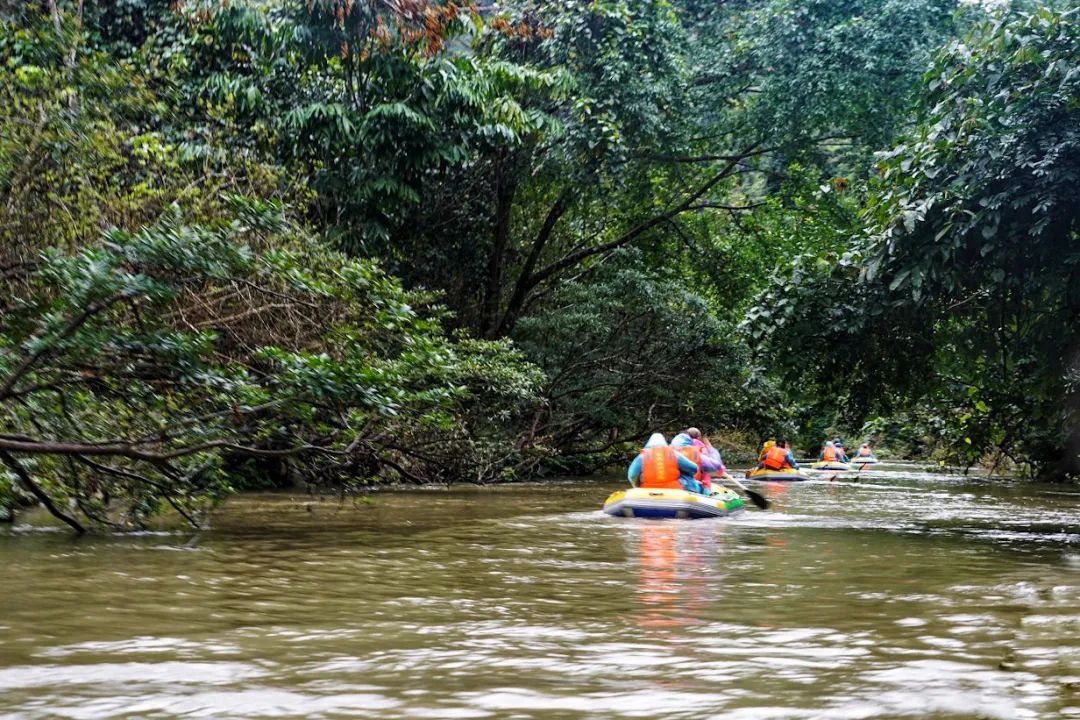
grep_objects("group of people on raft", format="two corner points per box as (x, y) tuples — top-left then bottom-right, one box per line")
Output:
(629, 431), (877, 495)
(820, 439), (876, 463)
(756, 438), (801, 471)
(756, 437), (875, 470)
(627, 428), (732, 495)
(819, 439), (849, 463)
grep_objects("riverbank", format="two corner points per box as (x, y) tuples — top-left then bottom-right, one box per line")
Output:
(0, 459), (1055, 535)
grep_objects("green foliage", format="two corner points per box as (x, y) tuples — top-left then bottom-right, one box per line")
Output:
(734, 0), (955, 150)
(16, 0), (1057, 532)
(865, 4), (1080, 477)
(868, 5), (1080, 303)
(0, 205), (541, 530)
(83, 0), (173, 56)
(0, 14), (156, 255)
(745, 5), (1080, 477)
(134, 0), (968, 468)
(155, 0), (566, 248)
(0, 5), (291, 288)
(514, 251), (783, 472)
(517, 0), (688, 164)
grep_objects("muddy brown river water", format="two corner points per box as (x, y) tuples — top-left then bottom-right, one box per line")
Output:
(2, 467), (1079, 719)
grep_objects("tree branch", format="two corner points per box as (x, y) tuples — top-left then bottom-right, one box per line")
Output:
(496, 187), (575, 336)
(0, 449), (86, 533)
(525, 150), (755, 292)
(0, 436), (342, 462)
(0, 294), (128, 400)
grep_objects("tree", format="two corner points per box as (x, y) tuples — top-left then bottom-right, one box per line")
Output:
(0, 202), (541, 531)
(0, 2), (293, 311)
(746, 5), (1080, 477)
(512, 250), (783, 470)
(867, 4), (1080, 477)
(436, 0), (960, 339)
(146, 0), (961, 344)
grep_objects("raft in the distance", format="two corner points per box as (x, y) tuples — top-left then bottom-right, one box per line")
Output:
(746, 467), (812, 481)
(810, 461), (851, 471)
(602, 487), (745, 519)
(850, 456), (879, 465)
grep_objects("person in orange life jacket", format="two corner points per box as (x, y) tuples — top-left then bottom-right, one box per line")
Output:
(833, 438), (850, 463)
(758, 437), (776, 463)
(627, 433), (705, 494)
(857, 443), (874, 457)
(818, 440), (841, 462)
(686, 427), (733, 486)
(758, 439), (799, 470)
(671, 432), (718, 494)
(686, 427), (728, 475)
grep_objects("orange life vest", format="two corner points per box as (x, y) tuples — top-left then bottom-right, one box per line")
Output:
(859, 446), (872, 457)
(674, 446), (705, 482)
(822, 446), (838, 462)
(763, 445), (789, 470)
(640, 446), (682, 489)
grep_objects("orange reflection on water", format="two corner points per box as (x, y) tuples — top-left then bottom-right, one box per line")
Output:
(633, 522), (719, 633)
(636, 524), (680, 629)
(764, 480), (791, 510)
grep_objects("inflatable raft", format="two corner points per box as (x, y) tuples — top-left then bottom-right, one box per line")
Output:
(811, 461), (851, 471)
(602, 487), (745, 519)
(746, 467), (812, 482)
(851, 456), (879, 465)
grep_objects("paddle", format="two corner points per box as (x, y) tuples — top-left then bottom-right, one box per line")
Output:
(717, 473), (769, 510)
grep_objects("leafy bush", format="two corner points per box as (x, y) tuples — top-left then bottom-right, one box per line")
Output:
(0, 202), (541, 531)
(743, 5), (1080, 479)
(514, 251), (782, 472)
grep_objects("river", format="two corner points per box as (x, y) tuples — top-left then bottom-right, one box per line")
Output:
(2, 467), (1079, 719)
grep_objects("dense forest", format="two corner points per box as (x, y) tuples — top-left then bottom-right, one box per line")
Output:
(1, 0), (1077, 531)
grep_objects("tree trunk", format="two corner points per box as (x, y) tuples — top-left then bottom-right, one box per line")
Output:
(496, 188), (573, 337)
(480, 160), (516, 338)
(1047, 340), (1080, 481)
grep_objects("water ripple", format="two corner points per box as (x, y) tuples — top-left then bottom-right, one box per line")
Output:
(1, 478), (1079, 718)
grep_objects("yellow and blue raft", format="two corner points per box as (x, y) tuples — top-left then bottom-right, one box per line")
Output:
(746, 467), (812, 481)
(810, 461), (851, 471)
(602, 487), (745, 519)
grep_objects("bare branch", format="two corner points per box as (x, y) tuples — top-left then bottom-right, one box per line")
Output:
(0, 449), (86, 533)
(0, 436), (342, 462)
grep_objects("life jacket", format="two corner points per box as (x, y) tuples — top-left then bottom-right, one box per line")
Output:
(640, 446), (682, 489)
(762, 445), (789, 470)
(674, 445), (705, 482)
(859, 446), (871, 456)
(822, 446), (838, 462)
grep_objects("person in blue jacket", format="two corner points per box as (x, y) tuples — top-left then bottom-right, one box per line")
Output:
(818, 440), (841, 462)
(759, 439), (800, 470)
(627, 433), (705, 494)
(782, 441), (801, 469)
(833, 438), (850, 463)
